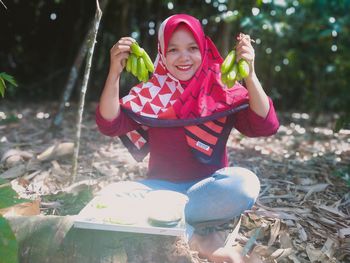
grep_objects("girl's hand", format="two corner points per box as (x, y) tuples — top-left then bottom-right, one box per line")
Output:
(109, 37), (135, 77)
(235, 33), (256, 76)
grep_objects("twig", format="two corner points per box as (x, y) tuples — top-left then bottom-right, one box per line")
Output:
(71, 0), (104, 182)
(0, 0), (7, 9)
(0, 182), (11, 189)
(259, 194), (295, 201)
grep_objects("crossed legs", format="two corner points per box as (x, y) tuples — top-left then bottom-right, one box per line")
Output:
(98, 167), (260, 263)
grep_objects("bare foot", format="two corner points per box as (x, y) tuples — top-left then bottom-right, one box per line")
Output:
(210, 246), (245, 263)
(189, 232), (245, 263)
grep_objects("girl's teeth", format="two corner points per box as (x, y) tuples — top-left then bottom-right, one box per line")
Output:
(178, 66), (190, 70)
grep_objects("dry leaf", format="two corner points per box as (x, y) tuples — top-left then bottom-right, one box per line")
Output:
(316, 204), (348, 218)
(302, 183), (329, 201)
(339, 227), (350, 238)
(252, 244), (275, 258)
(0, 199), (40, 216)
(279, 231), (293, 249)
(268, 219), (281, 246)
(306, 244), (337, 263)
(1, 149), (33, 163)
(268, 247), (293, 260)
(254, 209), (298, 220)
(17, 177), (30, 188)
(288, 253), (302, 263)
(296, 222), (308, 241)
(37, 142), (74, 161)
(0, 164), (27, 179)
(306, 244), (324, 262)
(321, 238), (338, 259)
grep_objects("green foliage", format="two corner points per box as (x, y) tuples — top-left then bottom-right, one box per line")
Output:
(234, 0), (349, 110)
(0, 215), (18, 263)
(42, 185), (93, 215)
(0, 114), (20, 126)
(0, 178), (29, 209)
(335, 113), (350, 132)
(1, 0), (349, 128)
(0, 187), (28, 210)
(0, 178), (29, 263)
(0, 72), (18, 98)
(333, 165), (350, 188)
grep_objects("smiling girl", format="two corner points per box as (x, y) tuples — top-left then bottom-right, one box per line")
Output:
(96, 14), (279, 263)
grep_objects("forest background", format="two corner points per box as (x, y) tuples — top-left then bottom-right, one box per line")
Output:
(1, 0), (350, 128)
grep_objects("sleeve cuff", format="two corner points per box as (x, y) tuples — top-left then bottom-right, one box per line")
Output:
(95, 105), (121, 127)
(247, 98), (280, 135)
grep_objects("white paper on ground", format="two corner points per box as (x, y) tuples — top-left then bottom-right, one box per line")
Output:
(73, 190), (187, 236)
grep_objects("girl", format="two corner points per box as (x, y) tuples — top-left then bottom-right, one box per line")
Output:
(96, 14), (279, 263)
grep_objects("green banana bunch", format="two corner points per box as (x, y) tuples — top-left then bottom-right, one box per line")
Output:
(220, 49), (250, 88)
(126, 42), (154, 82)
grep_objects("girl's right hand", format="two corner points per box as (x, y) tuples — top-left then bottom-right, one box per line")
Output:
(109, 37), (135, 77)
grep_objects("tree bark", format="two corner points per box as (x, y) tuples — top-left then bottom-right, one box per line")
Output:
(6, 215), (195, 263)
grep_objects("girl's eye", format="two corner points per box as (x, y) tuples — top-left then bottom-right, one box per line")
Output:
(190, 46), (199, 51)
(167, 48), (177, 53)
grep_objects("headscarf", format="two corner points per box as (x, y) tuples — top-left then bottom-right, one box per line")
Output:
(119, 14), (249, 164)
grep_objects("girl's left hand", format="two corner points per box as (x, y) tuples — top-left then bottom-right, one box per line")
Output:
(235, 33), (256, 76)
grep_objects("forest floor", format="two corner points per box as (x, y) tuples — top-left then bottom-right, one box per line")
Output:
(0, 101), (349, 263)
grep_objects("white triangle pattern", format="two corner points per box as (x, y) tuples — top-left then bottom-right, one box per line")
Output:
(149, 86), (161, 98)
(159, 93), (172, 107)
(121, 94), (135, 104)
(166, 81), (177, 93)
(142, 82), (151, 88)
(135, 136), (147, 150)
(133, 86), (142, 93)
(138, 94), (150, 106)
(122, 72), (186, 118)
(150, 103), (162, 114)
(130, 101), (142, 112)
(156, 75), (167, 87)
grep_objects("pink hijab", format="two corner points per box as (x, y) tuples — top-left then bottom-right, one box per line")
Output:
(120, 14), (248, 120)
(119, 14), (249, 164)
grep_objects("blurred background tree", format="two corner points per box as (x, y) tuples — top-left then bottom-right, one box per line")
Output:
(1, 0), (349, 124)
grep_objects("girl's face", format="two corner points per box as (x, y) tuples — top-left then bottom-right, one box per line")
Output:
(165, 26), (202, 81)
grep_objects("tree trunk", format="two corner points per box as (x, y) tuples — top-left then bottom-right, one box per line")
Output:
(51, 0), (110, 129)
(7, 215), (196, 263)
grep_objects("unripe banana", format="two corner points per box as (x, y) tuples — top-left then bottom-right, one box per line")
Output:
(130, 53), (138, 77)
(226, 79), (236, 88)
(130, 42), (145, 57)
(138, 57), (149, 82)
(125, 41), (154, 82)
(238, 59), (250, 78)
(235, 72), (243, 82)
(221, 72), (228, 85)
(221, 73), (234, 88)
(221, 50), (236, 74)
(227, 63), (238, 82)
(142, 52), (154, 73)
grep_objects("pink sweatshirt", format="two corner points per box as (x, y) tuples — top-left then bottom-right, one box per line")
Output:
(96, 99), (279, 182)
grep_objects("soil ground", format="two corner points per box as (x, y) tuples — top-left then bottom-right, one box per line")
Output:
(0, 101), (349, 262)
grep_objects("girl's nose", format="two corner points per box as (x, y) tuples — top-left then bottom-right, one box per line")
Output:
(178, 50), (190, 61)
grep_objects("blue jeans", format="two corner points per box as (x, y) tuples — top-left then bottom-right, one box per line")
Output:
(99, 167), (260, 238)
